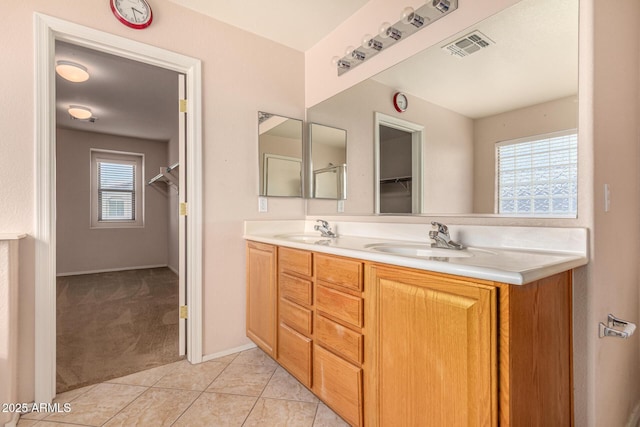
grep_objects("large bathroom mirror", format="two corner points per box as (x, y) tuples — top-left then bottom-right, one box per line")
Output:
(258, 112), (303, 197)
(309, 123), (347, 199)
(306, 0), (579, 217)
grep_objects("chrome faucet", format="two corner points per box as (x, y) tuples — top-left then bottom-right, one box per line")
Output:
(314, 220), (337, 238)
(429, 221), (464, 250)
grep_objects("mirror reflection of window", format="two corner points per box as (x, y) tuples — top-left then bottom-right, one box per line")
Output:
(496, 130), (578, 216)
(258, 112), (303, 197)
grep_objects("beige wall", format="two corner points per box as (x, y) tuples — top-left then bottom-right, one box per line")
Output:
(56, 129), (169, 274)
(588, 0), (640, 425)
(473, 96), (578, 213)
(0, 0), (304, 401)
(307, 79), (474, 215)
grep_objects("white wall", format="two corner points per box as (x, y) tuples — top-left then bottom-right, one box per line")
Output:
(56, 128), (169, 274)
(473, 96), (578, 213)
(0, 0), (304, 401)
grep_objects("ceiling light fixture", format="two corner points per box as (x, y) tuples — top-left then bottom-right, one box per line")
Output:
(56, 60), (90, 82)
(333, 0), (458, 76)
(68, 105), (93, 120)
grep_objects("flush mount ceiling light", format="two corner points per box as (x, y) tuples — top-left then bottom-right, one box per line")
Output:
(332, 0), (458, 76)
(56, 60), (90, 82)
(68, 105), (92, 120)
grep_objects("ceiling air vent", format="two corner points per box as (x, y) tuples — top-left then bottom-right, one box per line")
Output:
(442, 31), (494, 58)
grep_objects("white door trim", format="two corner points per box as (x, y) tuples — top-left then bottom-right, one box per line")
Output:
(374, 112), (424, 213)
(34, 13), (203, 403)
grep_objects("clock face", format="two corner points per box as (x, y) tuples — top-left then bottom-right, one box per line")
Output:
(393, 92), (408, 112)
(111, 0), (153, 29)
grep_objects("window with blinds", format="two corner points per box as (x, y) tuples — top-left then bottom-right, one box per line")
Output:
(98, 161), (135, 221)
(90, 150), (144, 228)
(496, 130), (578, 216)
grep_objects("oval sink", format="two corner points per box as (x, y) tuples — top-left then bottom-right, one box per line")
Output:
(365, 243), (483, 258)
(275, 233), (336, 242)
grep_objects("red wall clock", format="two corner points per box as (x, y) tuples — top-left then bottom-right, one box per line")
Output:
(110, 0), (153, 30)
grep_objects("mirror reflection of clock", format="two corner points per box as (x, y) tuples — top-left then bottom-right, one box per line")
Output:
(393, 92), (408, 112)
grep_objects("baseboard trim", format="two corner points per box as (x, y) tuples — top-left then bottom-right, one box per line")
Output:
(167, 264), (179, 275)
(202, 342), (257, 362)
(56, 264), (169, 277)
(4, 412), (20, 427)
(627, 400), (640, 427)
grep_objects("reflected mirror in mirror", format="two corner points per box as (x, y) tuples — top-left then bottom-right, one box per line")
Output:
(258, 112), (303, 197)
(306, 0), (578, 217)
(309, 123), (347, 199)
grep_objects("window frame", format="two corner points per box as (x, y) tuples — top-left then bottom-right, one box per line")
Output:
(495, 129), (578, 217)
(90, 149), (145, 229)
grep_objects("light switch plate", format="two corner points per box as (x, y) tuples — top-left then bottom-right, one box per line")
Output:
(337, 200), (345, 213)
(258, 196), (268, 213)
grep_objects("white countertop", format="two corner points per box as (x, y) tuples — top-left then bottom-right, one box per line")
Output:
(244, 220), (588, 285)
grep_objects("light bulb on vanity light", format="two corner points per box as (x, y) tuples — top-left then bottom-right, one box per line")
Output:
(345, 45), (365, 61)
(432, 0), (451, 13)
(379, 21), (402, 41)
(331, 56), (351, 70)
(362, 34), (383, 51)
(402, 7), (425, 27)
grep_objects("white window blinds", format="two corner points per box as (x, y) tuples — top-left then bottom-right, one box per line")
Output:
(496, 130), (578, 216)
(97, 161), (136, 221)
(90, 149), (144, 228)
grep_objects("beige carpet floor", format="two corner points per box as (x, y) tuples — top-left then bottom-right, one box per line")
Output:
(56, 267), (183, 393)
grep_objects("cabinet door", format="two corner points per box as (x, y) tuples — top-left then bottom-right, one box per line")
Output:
(366, 265), (497, 427)
(313, 344), (362, 427)
(278, 323), (313, 387)
(246, 241), (277, 357)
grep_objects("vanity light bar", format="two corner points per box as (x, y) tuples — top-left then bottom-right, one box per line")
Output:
(333, 0), (458, 76)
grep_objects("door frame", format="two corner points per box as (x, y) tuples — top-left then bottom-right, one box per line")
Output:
(374, 112), (424, 213)
(34, 13), (203, 403)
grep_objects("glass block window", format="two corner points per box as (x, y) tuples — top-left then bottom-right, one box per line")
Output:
(496, 130), (578, 216)
(91, 150), (144, 228)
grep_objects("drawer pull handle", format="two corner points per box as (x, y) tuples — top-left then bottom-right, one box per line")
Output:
(599, 314), (636, 339)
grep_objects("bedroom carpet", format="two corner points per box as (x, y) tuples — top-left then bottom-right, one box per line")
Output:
(56, 267), (182, 393)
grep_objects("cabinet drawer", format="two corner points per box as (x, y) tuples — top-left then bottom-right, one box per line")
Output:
(316, 314), (363, 365)
(279, 247), (313, 277)
(278, 323), (312, 388)
(313, 344), (362, 427)
(279, 297), (312, 336)
(315, 254), (363, 291)
(280, 273), (312, 307)
(316, 285), (363, 328)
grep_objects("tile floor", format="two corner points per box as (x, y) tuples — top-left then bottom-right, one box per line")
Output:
(18, 347), (350, 427)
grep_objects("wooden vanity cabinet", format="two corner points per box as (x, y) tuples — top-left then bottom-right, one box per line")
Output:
(246, 241), (573, 427)
(277, 247), (314, 387)
(245, 241), (277, 357)
(313, 253), (364, 427)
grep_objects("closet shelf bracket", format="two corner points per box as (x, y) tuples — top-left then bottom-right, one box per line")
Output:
(148, 162), (179, 190)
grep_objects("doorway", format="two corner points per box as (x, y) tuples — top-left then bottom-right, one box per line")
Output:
(55, 40), (185, 392)
(35, 14), (203, 403)
(374, 112), (424, 214)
